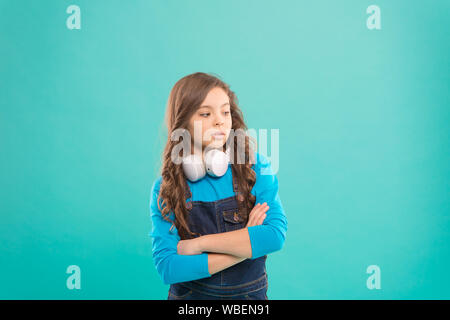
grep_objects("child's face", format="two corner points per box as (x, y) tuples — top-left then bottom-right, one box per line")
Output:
(188, 87), (232, 152)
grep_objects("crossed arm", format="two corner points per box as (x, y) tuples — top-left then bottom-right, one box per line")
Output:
(200, 228), (252, 275)
(177, 204), (268, 275)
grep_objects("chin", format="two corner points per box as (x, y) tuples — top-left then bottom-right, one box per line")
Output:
(205, 140), (226, 150)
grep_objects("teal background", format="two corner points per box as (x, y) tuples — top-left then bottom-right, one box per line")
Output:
(1, 0), (449, 299)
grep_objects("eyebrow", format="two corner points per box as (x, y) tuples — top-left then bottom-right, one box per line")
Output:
(199, 102), (230, 108)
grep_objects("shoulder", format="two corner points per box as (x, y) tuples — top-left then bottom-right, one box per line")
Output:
(255, 151), (270, 166)
(149, 176), (163, 208)
(151, 176), (163, 194)
(149, 176), (177, 222)
(250, 151), (280, 197)
(252, 151), (272, 176)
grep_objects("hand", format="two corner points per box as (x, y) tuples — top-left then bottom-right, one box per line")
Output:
(246, 202), (269, 227)
(177, 237), (203, 255)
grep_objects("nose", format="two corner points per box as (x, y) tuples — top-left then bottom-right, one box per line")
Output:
(214, 112), (225, 126)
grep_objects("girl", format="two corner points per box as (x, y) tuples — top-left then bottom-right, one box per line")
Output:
(149, 72), (287, 300)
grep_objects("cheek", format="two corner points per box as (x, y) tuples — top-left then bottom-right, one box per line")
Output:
(201, 121), (214, 141)
(225, 117), (232, 132)
(226, 117), (232, 127)
(189, 117), (207, 135)
(222, 121), (232, 141)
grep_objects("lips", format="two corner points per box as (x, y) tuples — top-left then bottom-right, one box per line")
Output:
(212, 131), (225, 138)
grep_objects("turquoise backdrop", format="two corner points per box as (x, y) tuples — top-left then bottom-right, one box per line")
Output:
(1, 0), (449, 299)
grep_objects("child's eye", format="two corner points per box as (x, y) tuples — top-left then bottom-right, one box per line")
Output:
(200, 113), (210, 117)
(224, 111), (230, 115)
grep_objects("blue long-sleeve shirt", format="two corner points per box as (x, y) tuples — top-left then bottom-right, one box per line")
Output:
(149, 151), (288, 285)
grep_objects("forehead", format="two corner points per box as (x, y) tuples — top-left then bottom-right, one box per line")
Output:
(200, 87), (229, 108)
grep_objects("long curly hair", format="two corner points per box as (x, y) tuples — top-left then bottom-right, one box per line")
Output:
(157, 72), (257, 240)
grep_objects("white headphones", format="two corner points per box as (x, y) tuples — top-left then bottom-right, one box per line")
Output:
(182, 146), (231, 182)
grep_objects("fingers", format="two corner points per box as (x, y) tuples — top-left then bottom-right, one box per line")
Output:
(257, 211), (267, 225)
(255, 203), (268, 225)
(247, 203), (262, 226)
(246, 202), (269, 227)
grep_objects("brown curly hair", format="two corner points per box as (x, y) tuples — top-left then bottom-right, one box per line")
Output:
(157, 72), (257, 240)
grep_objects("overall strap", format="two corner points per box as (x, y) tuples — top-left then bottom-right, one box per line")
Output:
(184, 178), (192, 200)
(231, 166), (244, 202)
(231, 166), (239, 193)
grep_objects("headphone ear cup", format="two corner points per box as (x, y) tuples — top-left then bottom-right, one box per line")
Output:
(182, 154), (206, 182)
(204, 149), (229, 178)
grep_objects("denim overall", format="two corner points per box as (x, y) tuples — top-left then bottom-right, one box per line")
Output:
(168, 169), (268, 300)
